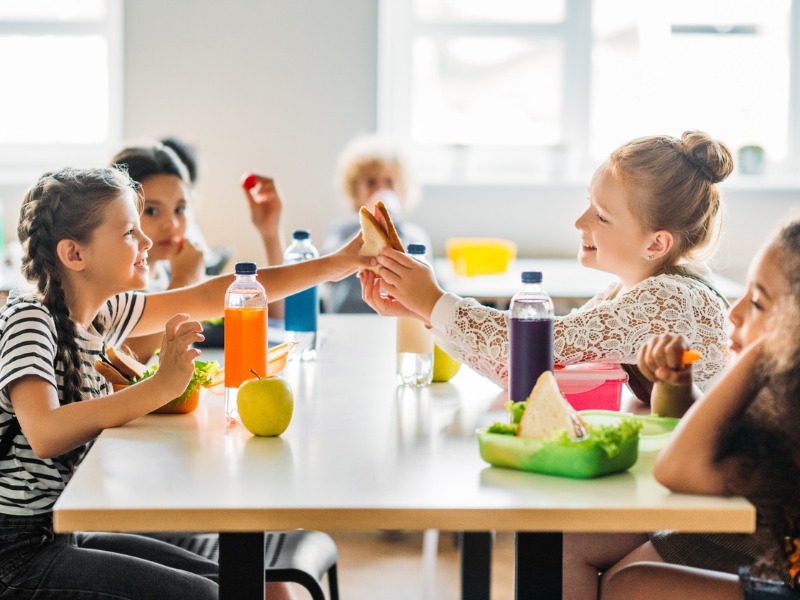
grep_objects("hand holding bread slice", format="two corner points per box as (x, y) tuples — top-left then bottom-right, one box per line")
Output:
(516, 371), (587, 441)
(359, 200), (404, 272)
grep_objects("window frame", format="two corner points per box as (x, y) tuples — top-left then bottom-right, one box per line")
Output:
(378, 0), (800, 185)
(0, 0), (123, 181)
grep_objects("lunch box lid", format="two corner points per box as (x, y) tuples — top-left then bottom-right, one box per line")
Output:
(554, 362), (629, 384)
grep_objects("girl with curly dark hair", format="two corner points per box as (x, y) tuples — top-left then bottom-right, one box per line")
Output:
(565, 215), (800, 599)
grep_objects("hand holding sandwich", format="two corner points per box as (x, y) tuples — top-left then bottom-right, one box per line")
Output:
(357, 200), (444, 321)
(360, 253), (443, 322)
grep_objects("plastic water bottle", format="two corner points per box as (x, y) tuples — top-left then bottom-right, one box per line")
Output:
(396, 243), (434, 386)
(508, 271), (554, 402)
(224, 262), (268, 425)
(283, 229), (320, 360)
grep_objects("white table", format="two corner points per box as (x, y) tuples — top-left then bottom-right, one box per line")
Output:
(434, 258), (744, 313)
(54, 315), (754, 599)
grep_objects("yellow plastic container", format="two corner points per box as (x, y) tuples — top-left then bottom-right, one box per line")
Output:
(446, 238), (517, 277)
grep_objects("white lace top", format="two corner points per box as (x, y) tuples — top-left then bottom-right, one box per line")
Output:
(429, 272), (730, 392)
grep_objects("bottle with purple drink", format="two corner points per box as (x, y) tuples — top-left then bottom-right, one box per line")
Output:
(508, 271), (554, 402)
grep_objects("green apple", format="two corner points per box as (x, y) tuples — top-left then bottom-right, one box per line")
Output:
(237, 375), (294, 437)
(432, 343), (461, 382)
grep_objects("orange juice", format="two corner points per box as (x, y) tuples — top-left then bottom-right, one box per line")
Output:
(224, 307), (268, 388)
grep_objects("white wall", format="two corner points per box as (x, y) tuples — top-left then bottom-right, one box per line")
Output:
(2, 1), (798, 287)
(123, 0), (379, 266)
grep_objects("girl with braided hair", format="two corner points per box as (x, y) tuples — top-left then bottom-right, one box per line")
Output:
(0, 167), (365, 599)
(565, 215), (800, 599)
(361, 130), (735, 403)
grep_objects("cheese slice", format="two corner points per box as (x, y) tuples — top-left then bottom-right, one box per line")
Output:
(516, 371), (585, 441)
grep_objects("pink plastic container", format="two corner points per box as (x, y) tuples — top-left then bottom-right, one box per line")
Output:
(554, 362), (629, 411)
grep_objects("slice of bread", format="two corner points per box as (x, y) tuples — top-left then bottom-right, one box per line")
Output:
(107, 346), (147, 380)
(359, 208), (392, 255)
(373, 201), (404, 252)
(94, 358), (130, 386)
(516, 371), (586, 441)
(358, 201), (406, 273)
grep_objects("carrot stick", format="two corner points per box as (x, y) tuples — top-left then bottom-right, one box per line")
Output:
(681, 350), (702, 365)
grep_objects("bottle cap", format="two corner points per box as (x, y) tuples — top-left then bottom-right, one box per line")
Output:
(521, 271), (542, 284)
(235, 262), (258, 275)
(292, 229), (311, 240)
(407, 243), (426, 255)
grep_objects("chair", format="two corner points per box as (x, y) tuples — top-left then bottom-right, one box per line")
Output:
(148, 530), (339, 600)
(740, 568), (799, 600)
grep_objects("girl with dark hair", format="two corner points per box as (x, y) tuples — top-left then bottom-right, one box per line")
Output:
(111, 142), (206, 294)
(0, 167), (364, 598)
(566, 216), (800, 599)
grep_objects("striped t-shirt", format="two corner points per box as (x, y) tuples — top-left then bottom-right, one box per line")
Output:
(0, 292), (145, 516)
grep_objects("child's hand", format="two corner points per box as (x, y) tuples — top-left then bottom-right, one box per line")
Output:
(359, 269), (423, 320)
(328, 232), (371, 281)
(241, 174), (283, 241)
(154, 314), (203, 399)
(371, 248), (444, 321)
(167, 239), (206, 288)
(637, 333), (694, 386)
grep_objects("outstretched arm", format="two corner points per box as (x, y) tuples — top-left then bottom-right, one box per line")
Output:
(133, 233), (368, 336)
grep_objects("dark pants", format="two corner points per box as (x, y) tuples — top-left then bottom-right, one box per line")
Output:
(0, 513), (218, 599)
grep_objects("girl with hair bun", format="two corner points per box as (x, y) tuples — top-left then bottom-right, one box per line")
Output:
(362, 130), (735, 402)
(0, 167), (364, 598)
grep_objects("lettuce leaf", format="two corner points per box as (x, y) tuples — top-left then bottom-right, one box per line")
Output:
(132, 359), (220, 403)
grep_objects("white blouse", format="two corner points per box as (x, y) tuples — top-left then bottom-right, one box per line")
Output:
(429, 272), (730, 392)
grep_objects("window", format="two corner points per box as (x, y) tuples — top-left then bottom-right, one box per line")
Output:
(0, 0), (122, 176)
(379, 0), (800, 183)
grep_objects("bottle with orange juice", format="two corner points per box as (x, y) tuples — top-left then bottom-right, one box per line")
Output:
(224, 262), (267, 425)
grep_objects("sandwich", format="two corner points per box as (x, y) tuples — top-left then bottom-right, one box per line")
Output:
(359, 200), (405, 272)
(94, 347), (220, 414)
(94, 346), (148, 390)
(480, 370), (642, 478)
(516, 371), (587, 441)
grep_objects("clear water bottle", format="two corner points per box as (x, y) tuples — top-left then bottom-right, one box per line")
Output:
(224, 262), (268, 425)
(508, 271), (554, 402)
(397, 243), (434, 386)
(283, 229), (320, 360)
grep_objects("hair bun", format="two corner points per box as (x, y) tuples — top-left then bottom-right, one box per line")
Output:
(678, 130), (734, 184)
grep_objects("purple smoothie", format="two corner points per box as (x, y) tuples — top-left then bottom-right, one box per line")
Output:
(509, 318), (554, 402)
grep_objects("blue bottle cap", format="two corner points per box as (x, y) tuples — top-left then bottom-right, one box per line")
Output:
(521, 271), (542, 284)
(292, 229), (310, 240)
(235, 262), (258, 275)
(407, 243), (426, 254)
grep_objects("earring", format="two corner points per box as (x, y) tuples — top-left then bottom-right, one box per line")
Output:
(646, 254), (654, 261)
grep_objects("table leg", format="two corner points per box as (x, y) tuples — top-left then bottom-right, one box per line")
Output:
(219, 532), (264, 599)
(515, 532), (562, 600)
(461, 531), (493, 600)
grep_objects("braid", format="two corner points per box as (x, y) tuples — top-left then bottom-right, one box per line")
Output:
(19, 176), (83, 404)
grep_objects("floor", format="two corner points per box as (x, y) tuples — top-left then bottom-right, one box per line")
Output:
(289, 530), (516, 600)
